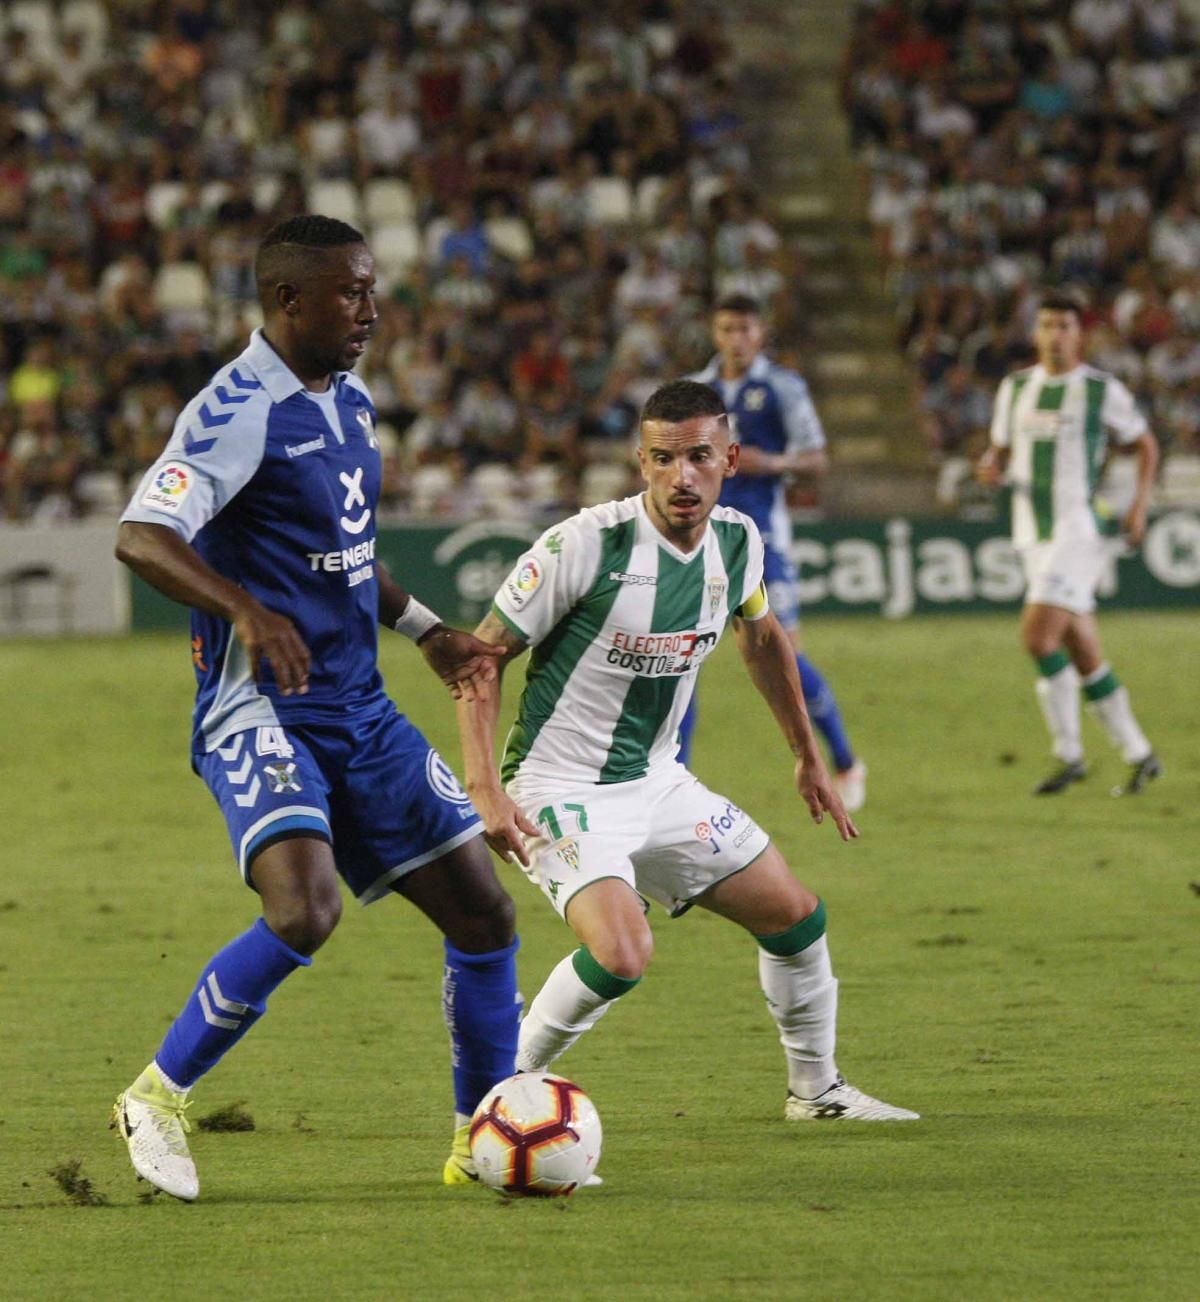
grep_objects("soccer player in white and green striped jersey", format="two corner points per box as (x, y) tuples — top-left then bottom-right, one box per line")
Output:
(978, 291), (1161, 796)
(456, 380), (918, 1125)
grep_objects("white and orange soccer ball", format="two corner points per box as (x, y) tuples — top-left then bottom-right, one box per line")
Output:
(469, 1073), (602, 1197)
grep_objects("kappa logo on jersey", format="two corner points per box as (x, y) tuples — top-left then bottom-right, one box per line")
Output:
(743, 386), (767, 411)
(605, 627), (719, 677)
(339, 467), (371, 535)
(141, 463), (192, 513)
(504, 556), (543, 609)
(608, 570), (657, 586)
(426, 750), (473, 807)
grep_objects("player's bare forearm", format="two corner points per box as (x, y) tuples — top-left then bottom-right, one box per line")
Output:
(1122, 431), (1160, 543)
(975, 444), (1009, 486)
(454, 613), (538, 864)
(117, 521), (255, 622)
(375, 559), (415, 628)
(734, 611), (857, 840)
(115, 521), (311, 695)
(736, 446), (828, 478)
(734, 611), (821, 764)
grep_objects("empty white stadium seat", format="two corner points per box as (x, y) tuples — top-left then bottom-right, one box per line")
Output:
(306, 179), (362, 228)
(363, 177), (417, 226)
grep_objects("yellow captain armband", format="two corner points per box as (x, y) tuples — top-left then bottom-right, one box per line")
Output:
(736, 581), (769, 620)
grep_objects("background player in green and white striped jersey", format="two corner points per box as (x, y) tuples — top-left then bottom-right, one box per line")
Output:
(456, 380), (918, 1125)
(978, 291), (1161, 796)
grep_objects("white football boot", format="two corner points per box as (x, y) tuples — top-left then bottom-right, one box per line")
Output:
(833, 760), (868, 814)
(786, 1077), (919, 1121)
(111, 1063), (200, 1200)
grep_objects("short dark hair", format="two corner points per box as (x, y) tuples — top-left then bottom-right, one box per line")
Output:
(255, 214), (366, 305)
(1038, 288), (1086, 320)
(714, 293), (762, 317)
(641, 379), (727, 427)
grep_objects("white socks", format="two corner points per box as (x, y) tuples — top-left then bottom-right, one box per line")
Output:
(759, 934), (839, 1100)
(1083, 666), (1152, 763)
(1035, 664), (1083, 763)
(515, 953), (617, 1073)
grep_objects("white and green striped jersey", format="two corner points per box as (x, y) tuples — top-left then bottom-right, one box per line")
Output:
(990, 363), (1147, 547)
(493, 494), (767, 786)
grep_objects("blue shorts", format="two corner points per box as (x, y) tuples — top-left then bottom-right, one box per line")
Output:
(194, 709), (484, 905)
(763, 542), (801, 630)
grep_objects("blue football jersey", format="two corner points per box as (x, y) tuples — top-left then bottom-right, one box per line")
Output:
(691, 354), (825, 555)
(122, 329), (387, 751)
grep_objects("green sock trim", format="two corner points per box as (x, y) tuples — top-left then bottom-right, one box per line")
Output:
(1083, 669), (1120, 701)
(756, 900), (827, 957)
(1036, 650), (1070, 678)
(572, 946), (641, 1000)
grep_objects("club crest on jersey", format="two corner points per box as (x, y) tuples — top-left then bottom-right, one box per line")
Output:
(264, 761), (302, 794)
(356, 407), (378, 449)
(554, 840), (581, 871)
(505, 556), (542, 609)
(743, 386), (767, 411)
(141, 463), (192, 513)
(707, 577), (726, 617)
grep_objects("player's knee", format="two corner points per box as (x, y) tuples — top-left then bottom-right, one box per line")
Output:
(588, 927), (653, 981)
(446, 888), (517, 953)
(264, 882), (342, 956)
(1022, 626), (1058, 659)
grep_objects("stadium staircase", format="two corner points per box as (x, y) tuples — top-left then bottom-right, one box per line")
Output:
(729, 1), (935, 516)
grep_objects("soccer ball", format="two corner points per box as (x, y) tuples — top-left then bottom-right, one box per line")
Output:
(469, 1073), (602, 1197)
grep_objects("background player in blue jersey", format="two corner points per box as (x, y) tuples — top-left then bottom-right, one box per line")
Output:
(111, 216), (519, 1200)
(685, 295), (867, 812)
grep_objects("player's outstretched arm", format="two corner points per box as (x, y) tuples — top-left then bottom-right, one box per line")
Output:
(115, 521), (311, 695)
(733, 610), (858, 841)
(377, 559), (504, 702)
(454, 612), (539, 866)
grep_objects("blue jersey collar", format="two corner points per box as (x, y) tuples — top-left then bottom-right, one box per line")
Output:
(696, 353), (771, 385)
(243, 329), (347, 404)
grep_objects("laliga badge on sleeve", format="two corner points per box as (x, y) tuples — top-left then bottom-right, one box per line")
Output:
(504, 555), (543, 610)
(141, 463), (193, 513)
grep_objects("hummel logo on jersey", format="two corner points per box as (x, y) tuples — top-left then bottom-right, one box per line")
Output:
(609, 570), (657, 586)
(286, 435), (325, 458)
(339, 467), (371, 535)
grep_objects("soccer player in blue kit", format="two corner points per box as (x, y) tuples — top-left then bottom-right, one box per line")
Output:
(685, 295), (867, 811)
(111, 216), (518, 1200)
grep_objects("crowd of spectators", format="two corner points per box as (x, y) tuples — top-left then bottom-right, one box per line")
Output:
(847, 0), (1200, 494)
(0, 0), (804, 523)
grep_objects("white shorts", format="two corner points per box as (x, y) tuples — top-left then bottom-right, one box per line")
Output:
(1021, 538), (1106, 615)
(507, 763), (770, 919)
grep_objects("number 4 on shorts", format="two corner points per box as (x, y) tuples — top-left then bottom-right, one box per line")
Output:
(535, 803), (589, 839)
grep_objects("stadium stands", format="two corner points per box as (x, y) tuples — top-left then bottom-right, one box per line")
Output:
(0, 0), (775, 523)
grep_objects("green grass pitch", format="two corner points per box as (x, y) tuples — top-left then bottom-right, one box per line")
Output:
(1, 613), (1197, 1300)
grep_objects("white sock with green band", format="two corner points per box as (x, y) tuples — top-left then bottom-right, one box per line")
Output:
(516, 947), (640, 1072)
(1082, 664), (1152, 762)
(1035, 651), (1083, 762)
(756, 904), (839, 1100)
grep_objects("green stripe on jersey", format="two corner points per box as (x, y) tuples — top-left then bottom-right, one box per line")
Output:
(711, 518), (749, 614)
(1031, 380), (1065, 541)
(1084, 375), (1107, 496)
(599, 548), (706, 783)
(501, 517), (635, 784)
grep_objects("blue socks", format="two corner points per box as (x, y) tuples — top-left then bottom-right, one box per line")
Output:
(443, 937), (521, 1116)
(795, 654), (855, 773)
(156, 918), (310, 1089)
(676, 657), (855, 773)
